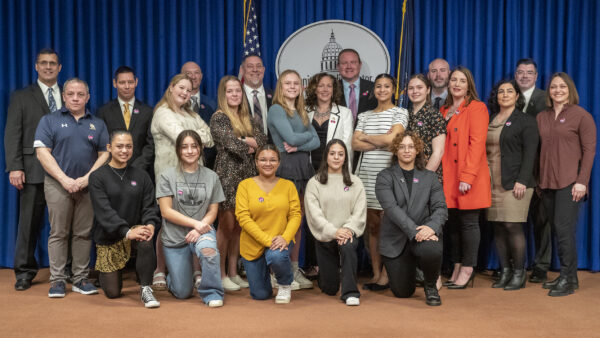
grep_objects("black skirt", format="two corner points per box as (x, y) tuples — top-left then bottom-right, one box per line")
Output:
(277, 151), (314, 196)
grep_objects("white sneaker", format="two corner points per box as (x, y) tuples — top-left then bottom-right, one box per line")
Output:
(345, 296), (360, 306)
(222, 277), (241, 291)
(294, 269), (314, 289)
(193, 271), (202, 289)
(141, 286), (160, 308)
(229, 275), (249, 288)
(275, 285), (291, 304)
(271, 274), (300, 290)
(207, 299), (223, 308)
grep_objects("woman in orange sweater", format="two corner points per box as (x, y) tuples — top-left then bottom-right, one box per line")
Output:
(440, 66), (491, 289)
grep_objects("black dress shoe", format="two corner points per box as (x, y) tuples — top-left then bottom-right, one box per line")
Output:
(363, 282), (389, 291)
(424, 283), (442, 306)
(529, 269), (547, 283)
(543, 276), (579, 290)
(548, 276), (574, 297)
(15, 279), (32, 291)
(504, 269), (526, 291)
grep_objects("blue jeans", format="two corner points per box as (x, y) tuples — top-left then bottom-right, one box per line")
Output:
(242, 242), (294, 300)
(163, 230), (224, 303)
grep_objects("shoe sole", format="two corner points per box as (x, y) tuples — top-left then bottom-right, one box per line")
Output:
(548, 290), (574, 297)
(144, 301), (160, 308)
(346, 301), (360, 306)
(426, 301), (442, 306)
(275, 298), (290, 304)
(208, 301), (223, 308)
(152, 283), (167, 291)
(48, 293), (65, 298)
(72, 286), (99, 295)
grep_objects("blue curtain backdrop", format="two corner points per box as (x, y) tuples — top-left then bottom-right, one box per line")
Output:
(1, 0), (598, 271)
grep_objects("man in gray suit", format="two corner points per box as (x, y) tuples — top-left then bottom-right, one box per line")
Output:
(4, 48), (62, 291)
(375, 131), (447, 306)
(514, 58), (550, 283)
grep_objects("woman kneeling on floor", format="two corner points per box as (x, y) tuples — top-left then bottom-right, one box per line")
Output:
(305, 139), (366, 306)
(375, 131), (448, 306)
(156, 130), (225, 307)
(235, 144), (302, 304)
(89, 130), (160, 308)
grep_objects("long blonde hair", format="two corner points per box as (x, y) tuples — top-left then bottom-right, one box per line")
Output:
(272, 69), (309, 126)
(217, 76), (253, 137)
(154, 73), (194, 115)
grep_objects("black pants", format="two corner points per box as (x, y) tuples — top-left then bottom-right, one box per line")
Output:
(99, 240), (156, 298)
(14, 183), (46, 280)
(542, 185), (581, 278)
(383, 239), (443, 298)
(315, 237), (360, 301)
(529, 192), (552, 271)
(448, 209), (480, 267)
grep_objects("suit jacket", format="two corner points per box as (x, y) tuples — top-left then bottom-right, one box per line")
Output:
(490, 110), (539, 190)
(193, 93), (217, 125)
(524, 88), (547, 117)
(338, 78), (378, 123)
(244, 87), (274, 143)
(376, 164), (448, 258)
(96, 98), (154, 172)
(307, 104), (354, 169)
(4, 83), (60, 184)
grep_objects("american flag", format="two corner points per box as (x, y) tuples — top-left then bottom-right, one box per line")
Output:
(243, 0), (260, 56)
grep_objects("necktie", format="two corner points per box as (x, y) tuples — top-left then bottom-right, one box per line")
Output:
(434, 97), (442, 110)
(123, 103), (131, 129)
(252, 90), (263, 130)
(47, 87), (57, 112)
(348, 84), (357, 119)
(191, 96), (198, 111)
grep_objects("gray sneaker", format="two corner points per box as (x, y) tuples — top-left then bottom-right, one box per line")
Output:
(72, 280), (99, 295)
(141, 286), (160, 308)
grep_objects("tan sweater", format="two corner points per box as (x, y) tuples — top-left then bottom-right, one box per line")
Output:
(305, 173), (367, 242)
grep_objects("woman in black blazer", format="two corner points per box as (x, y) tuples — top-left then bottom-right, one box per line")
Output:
(486, 80), (539, 290)
(375, 131), (448, 306)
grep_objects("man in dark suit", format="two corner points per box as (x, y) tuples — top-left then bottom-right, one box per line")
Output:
(514, 58), (550, 284)
(337, 49), (377, 171)
(96, 66), (154, 174)
(4, 48), (63, 291)
(427, 58), (450, 109)
(181, 61), (217, 168)
(241, 54), (273, 140)
(375, 131), (447, 306)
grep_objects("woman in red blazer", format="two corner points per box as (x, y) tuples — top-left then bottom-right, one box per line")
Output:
(440, 66), (491, 289)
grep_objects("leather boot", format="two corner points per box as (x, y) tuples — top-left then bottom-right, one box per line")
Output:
(492, 267), (512, 288)
(543, 275), (579, 290)
(548, 276), (574, 297)
(504, 269), (526, 290)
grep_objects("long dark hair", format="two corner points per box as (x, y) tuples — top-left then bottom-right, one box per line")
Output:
(175, 130), (204, 166)
(389, 131), (426, 170)
(315, 139), (353, 186)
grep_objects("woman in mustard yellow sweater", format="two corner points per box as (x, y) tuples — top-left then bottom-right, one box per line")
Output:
(235, 144), (302, 304)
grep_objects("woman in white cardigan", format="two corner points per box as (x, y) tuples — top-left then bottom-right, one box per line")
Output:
(305, 72), (354, 172)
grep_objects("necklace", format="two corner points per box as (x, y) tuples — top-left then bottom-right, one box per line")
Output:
(109, 165), (127, 181)
(181, 169), (202, 205)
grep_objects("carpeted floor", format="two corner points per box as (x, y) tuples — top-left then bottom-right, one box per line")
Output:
(1, 268), (599, 337)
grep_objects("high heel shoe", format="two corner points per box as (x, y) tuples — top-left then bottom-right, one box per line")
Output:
(447, 272), (475, 289)
(442, 280), (455, 287)
(504, 269), (526, 291)
(492, 267), (512, 288)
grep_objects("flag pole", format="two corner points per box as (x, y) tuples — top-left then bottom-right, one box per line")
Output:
(395, 0), (407, 101)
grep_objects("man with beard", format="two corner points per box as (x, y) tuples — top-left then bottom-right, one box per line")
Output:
(241, 54), (273, 140)
(427, 58), (450, 110)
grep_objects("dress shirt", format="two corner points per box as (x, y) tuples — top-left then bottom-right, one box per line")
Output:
(342, 78), (360, 108)
(243, 84), (268, 134)
(37, 79), (62, 110)
(521, 86), (535, 109)
(117, 97), (136, 116)
(431, 90), (448, 104)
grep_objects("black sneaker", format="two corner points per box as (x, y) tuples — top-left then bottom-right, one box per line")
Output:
(424, 283), (442, 306)
(72, 280), (99, 295)
(141, 286), (160, 308)
(48, 281), (66, 298)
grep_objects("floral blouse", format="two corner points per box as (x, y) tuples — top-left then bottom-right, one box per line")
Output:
(407, 103), (446, 181)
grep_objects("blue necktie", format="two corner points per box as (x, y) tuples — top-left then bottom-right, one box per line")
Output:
(47, 88), (57, 112)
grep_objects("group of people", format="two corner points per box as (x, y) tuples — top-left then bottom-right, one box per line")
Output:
(5, 47), (595, 309)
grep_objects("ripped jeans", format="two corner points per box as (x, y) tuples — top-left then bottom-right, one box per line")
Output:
(163, 229), (224, 303)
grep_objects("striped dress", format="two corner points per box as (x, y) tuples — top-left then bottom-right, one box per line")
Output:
(355, 106), (408, 209)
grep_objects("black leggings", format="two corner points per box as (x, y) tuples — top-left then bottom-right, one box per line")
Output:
(99, 240), (156, 298)
(448, 209), (481, 267)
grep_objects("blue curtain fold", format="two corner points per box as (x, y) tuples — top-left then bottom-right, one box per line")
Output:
(1, 0), (598, 271)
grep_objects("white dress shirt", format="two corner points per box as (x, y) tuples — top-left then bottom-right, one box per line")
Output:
(243, 84), (268, 134)
(521, 86), (535, 109)
(37, 80), (62, 110)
